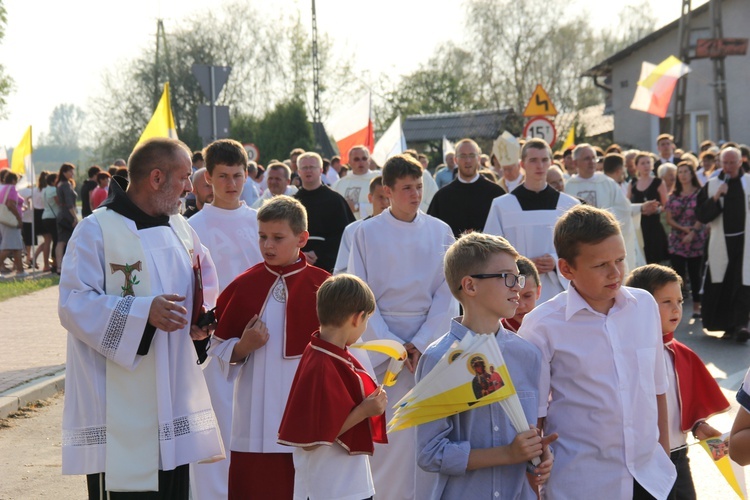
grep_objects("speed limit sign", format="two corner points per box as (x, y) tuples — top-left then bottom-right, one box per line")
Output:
(243, 143), (260, 162)
(523, 117), (557, 145)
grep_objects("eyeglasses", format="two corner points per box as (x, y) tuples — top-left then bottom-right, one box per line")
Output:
(457, 153), (478, 160)
(458, 273), (526, 290)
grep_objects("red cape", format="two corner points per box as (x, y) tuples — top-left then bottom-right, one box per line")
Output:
(278, 333), (387, 454)
(501, 317), (520, 334)
(214, 252), (329, 358)
(663, 332), (730, 432)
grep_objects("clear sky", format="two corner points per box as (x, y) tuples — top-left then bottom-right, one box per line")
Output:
(0, 0), (705, 148)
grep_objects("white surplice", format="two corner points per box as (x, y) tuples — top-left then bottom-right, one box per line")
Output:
(332, 219), (363, 275)
(59, 214), (223, 477)
(565, 173), (643, 272)
(484, 192), (580, 304)
(188, 202), (263, 500)
(210, 278), (301, 454)
(348, 209), (459, 500)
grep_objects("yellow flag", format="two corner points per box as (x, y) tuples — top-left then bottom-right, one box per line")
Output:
(11, 126), (33, 176)
(699, 434), (747, 499)
(561, 125), (575, 151)
(135, 82), (178, 149)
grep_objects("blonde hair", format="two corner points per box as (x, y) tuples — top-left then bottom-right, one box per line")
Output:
(316, 274), (376, 327)
(444, 232), (519, 297)
(257, 195), (307, 235)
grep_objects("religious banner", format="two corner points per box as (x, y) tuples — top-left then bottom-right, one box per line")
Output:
(135, 82), (178, 149)
(387, 332), (536, 464)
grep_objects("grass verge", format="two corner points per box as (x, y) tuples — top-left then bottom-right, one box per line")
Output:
(0, 275), (59, 302)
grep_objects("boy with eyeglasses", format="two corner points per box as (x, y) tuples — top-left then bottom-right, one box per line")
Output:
(416, 232), (555, 499)
(349, 154), (459, 500)
(484, 138), (580, 304)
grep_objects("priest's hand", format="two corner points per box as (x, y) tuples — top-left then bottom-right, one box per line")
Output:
(303, 251), (318, 265)
(531, 254), (556, 274)
(190, 325), (209, 341)
(149, 294), (188, 332)
(641, 200), (659, 216)
(234, 314), (270, 361)
(403, 342), (422, 374)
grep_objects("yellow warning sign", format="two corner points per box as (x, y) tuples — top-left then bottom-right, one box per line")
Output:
(523, 84), (558, 117)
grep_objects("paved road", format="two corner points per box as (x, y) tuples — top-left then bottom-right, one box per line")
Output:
(0, 286), (749, 498)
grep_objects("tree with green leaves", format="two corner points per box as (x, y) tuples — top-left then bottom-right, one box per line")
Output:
(0, 1), (14, 118)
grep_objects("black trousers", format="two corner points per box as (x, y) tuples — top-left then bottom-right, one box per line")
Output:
(86, 465), (189, 500)
(633, 477), (676, 500)
(669, 447), (696, 499)
(669, 253), (704, 304)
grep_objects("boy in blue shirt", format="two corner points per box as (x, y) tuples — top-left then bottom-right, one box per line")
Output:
(416, 232), (555, 499)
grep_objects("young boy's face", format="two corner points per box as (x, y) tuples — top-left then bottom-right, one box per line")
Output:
(511, 278), (541, 326)
(206, 163), (246, 207)
(653, 281), (683, 335)
(368, 184), (390, 216)
(384, 175), (422, 220)
(469, 252), (521, 320)
(559, 234), (626, 314)
(258, 219), (308, 267)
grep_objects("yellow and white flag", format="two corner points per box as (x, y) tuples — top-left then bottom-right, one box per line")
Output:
(389, 333), (527, 437)
(135, 82), (178, 149)
(699, 433), (747, 499)
(11, 126), (33, 176)
(350, 339), (407, 387)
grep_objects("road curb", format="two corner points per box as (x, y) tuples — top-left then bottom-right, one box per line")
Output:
(0, 370), (65, 420)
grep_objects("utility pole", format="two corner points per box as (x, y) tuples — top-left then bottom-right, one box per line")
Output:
(671, 0), (691, 147)
(310, 0), (336, 158)
(710, 0), (731, 141)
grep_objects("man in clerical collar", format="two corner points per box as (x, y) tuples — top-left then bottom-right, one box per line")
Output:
(59, 138), (223, 498)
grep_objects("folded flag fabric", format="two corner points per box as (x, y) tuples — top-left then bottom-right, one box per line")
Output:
(350, 339), (407, 387)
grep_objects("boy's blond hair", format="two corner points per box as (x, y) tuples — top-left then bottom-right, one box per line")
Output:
(554, 205), (621, 265)
(624, 264), (682, 295)
(444, 232), (519, 298)
(317, 274), (376, 327)
(257, 195), (307, 235)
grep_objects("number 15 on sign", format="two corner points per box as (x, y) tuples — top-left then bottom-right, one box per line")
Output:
(523, 117), (557, 145)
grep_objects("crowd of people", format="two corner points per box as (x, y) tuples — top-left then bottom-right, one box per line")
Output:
(44, 131), (750, 500)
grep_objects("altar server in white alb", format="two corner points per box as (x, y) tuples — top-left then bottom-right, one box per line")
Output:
(59, 138), (224, 499)
(187, 138), (263, 500)
(349, 154), (459, 500)
(484, 138), (580, 304)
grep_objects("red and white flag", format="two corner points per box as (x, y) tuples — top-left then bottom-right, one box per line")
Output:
(630, 56), (690, 118)
(0, 146), (7, 170)
(328, 93), (374, 164)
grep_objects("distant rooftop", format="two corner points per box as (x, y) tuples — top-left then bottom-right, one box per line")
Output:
(403, 108), (515, 142)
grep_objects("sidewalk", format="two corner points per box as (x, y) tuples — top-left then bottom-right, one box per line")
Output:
(0, 284), (67, 419)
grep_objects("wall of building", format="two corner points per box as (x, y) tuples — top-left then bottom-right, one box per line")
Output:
(610, 0), (749, 152)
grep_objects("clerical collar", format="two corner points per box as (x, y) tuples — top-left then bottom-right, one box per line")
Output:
(100, 176), (170, 229)
(457, 173), (480, 184)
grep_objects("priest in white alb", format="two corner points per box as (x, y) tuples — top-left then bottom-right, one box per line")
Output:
(59, 138), (224, 499)
(484, 138), (580, 304)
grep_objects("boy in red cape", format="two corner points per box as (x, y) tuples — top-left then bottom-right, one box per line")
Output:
(626, 264), (730, 499)
(210, 196), (330, 499)
(278, 274), (387, 499)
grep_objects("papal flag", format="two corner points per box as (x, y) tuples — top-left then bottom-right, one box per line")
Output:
(11, 126), (33, 176)
(630, 56), (691, 118)
(328, 93), (374, 165)
(560, 125), (576, 151)
(135, 82), (178, 149)
(350, 339), (407, 387)
(699, 433), (747, 499)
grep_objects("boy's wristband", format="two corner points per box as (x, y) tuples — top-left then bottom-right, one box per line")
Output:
(691, 420), (705, 438)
